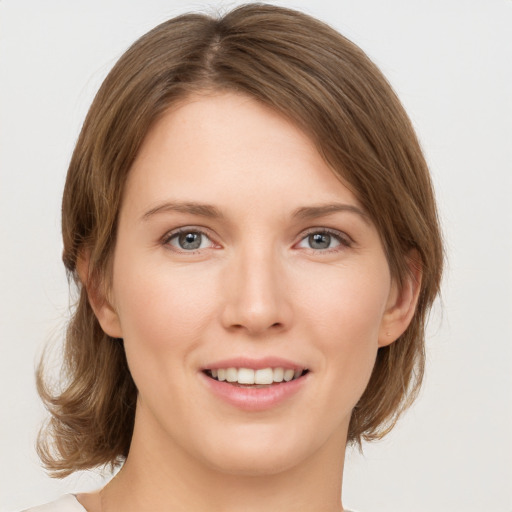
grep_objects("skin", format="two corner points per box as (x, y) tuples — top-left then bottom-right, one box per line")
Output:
(78, 92), (420, 512)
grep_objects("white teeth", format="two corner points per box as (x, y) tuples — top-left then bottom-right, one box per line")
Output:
(255, 368), (274, 385)
(226, 367), (237, 382)
(238, 368), (255, 384)
(208, 367), (305, 385)
(273, 367), (284, 382)
(283, 369), (295, 382)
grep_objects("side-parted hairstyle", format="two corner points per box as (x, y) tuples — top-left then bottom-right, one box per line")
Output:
(37, 3), (443, 477)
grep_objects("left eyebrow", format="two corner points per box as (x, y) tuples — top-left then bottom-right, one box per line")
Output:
(292, 203), (371, 224)
(141, 201), (225, 221)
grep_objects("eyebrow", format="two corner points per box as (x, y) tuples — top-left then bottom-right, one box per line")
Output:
(141, 200), (370, 224)
(292, 203), (371, 224)
(142, 201), (225, 221)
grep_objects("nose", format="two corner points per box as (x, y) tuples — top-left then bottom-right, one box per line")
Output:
(220, 246), (293, 336)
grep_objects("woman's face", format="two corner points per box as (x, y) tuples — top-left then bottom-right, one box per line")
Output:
(98, 92), (406, 476)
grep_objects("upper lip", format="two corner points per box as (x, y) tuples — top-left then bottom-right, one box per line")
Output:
(202, 357), (307, 371)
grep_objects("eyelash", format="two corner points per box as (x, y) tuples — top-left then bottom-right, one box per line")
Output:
(161, 227), (353, 254)
(162, 227), (218, 254)
(297, 228), (353, 253)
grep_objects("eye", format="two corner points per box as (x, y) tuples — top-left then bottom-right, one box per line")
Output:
(164, 229), (215, 252)
(296, 229), (351, 251)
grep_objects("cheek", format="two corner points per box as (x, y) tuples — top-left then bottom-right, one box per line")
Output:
(297, 262), (390, 342)
(295, 264), (390, 400)
(111, 254), (218, 373)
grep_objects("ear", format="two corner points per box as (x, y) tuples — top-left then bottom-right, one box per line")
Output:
(76, 252), (123, 339)
(378, 251), (422, 347)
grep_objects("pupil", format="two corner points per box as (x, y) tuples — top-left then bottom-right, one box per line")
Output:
(309, 233), (330, 249)
(179, 232), (201, 250)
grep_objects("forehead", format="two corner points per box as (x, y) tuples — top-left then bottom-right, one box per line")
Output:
(122, 92), (363, 220)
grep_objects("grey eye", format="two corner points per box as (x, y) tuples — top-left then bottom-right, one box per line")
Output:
(297, 230), (346, 251)
(167, 231), (212, 251)
(308, 233), (332, 249)
(177, 232), (203, 250)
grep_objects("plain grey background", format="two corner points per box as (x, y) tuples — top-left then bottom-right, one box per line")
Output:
(1, 1), (511, 511)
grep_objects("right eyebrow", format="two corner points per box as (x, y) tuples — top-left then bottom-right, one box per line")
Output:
(292, 202), (371, 225)
(141, 201), (225, 222)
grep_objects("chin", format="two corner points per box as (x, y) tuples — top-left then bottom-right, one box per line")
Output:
(192, 423), (323, 477)
(203, 448), (303, 477)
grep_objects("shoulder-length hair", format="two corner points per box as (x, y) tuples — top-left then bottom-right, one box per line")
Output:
(37, 3), (443, 476)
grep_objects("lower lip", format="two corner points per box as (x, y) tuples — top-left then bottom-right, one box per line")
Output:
(200, 372), (309, 411)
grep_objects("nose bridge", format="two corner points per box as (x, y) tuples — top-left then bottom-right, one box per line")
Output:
(221, 240), (291, 335)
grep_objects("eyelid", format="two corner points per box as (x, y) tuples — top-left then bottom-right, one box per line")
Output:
(160, 225), (353, 254)
(295, 227), (354, 251)
(161, 226), (220, 252)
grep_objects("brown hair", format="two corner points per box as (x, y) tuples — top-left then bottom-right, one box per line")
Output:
(37, 3), (443, 477)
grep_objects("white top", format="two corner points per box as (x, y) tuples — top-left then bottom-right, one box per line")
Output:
(22, 494), (357, 511)
(22, 495), (86, 512)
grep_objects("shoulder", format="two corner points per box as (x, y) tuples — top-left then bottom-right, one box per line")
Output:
(21, 495), (86, 512)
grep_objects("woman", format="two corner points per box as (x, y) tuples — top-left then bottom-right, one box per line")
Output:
(28, 4), (443, 511)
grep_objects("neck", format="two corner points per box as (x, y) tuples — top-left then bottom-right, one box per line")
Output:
(99, 412), (348, 512)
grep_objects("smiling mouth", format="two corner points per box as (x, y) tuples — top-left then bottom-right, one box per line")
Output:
(203, 367), (309, 387)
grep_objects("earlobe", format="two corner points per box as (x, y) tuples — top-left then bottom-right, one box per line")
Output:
(378, 253), (422, 347)
(76, 253), (123, 339)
